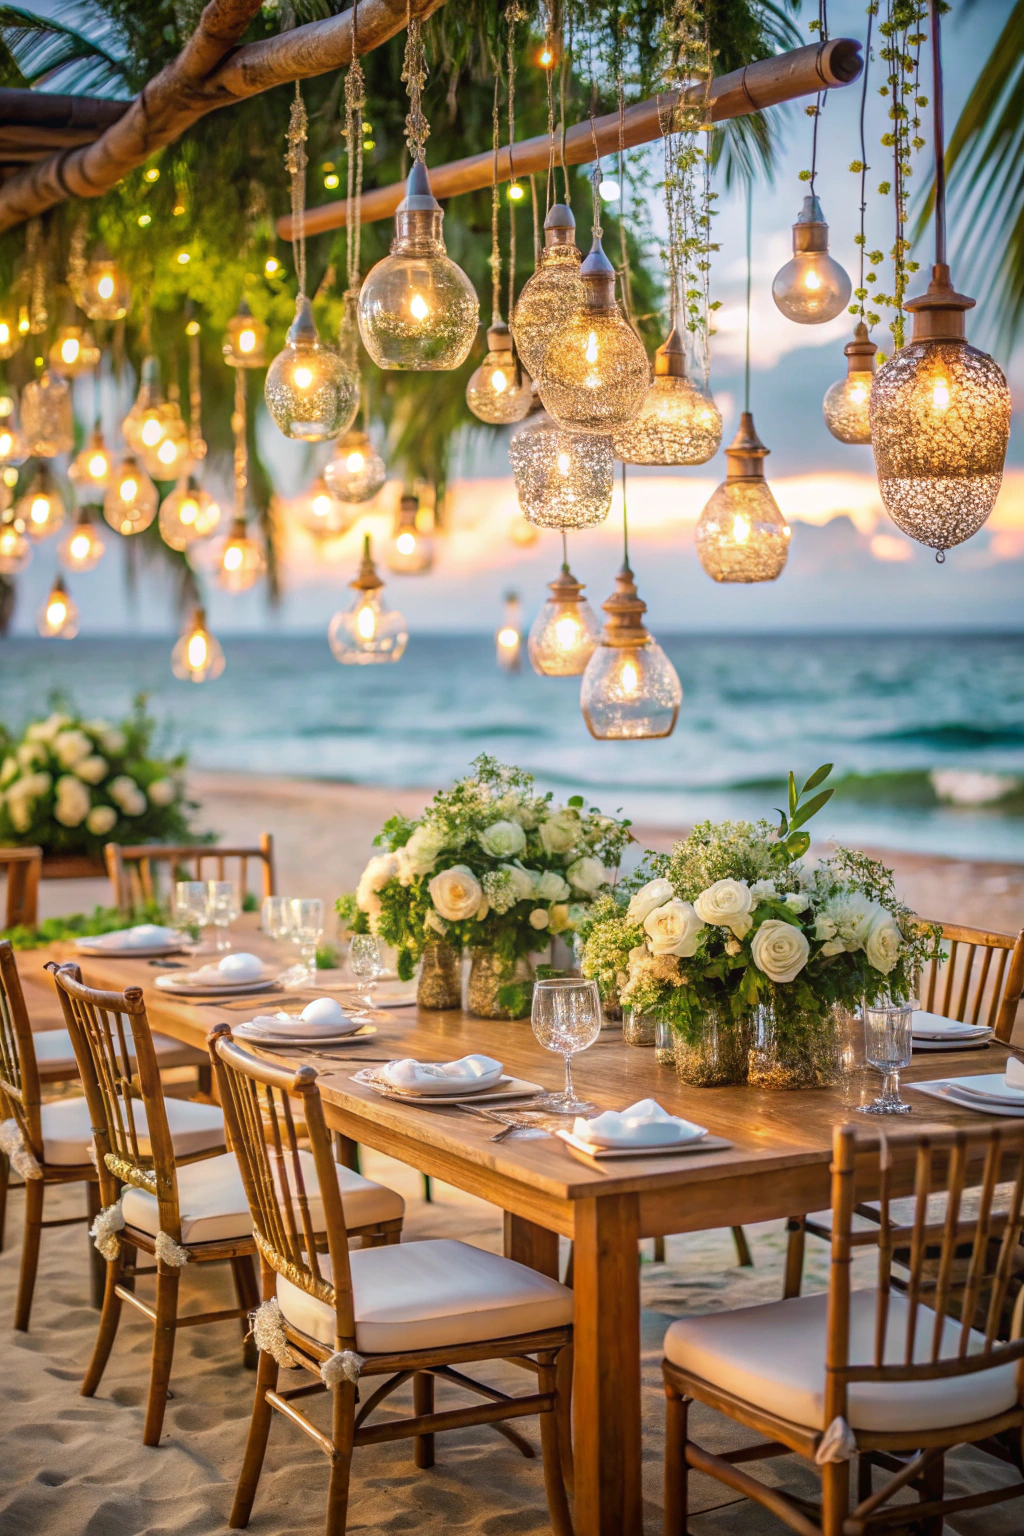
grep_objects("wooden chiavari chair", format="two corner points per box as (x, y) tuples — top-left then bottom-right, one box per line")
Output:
(1, 846), (42, 930)
(104, 832), (276, 915)
(664, 1122), (1024, 1536)
(209, 1025), (574, 1536)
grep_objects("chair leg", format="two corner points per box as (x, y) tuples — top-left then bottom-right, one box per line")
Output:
(142, 1267), (180, 1447)
(664, 1381), (690, 1536)
(731, 1226), (753, 1267)
(555, 1340), (575, 1495)
(0, 1147), (9, 1253)
(537, 1351), (573, 1536)
(821, 1459), (850, 1536)
(857, 1451), (873, 1505)
(324, 1379), (357, 1536)
(783, 1217), (806, 1299)
(413, 1371), (435, 1468)
(86, 1180), (105, 1309)
(653, 1236), (666, 1262)
(230, 1345), (280, 1528)
(82, 1254), (126, 1397)
(422, 1174), (433, 1203)
(919, 1453), (944, 1536)
(231, 1255), (260, 1369)
(13, 1176), (44, 1332)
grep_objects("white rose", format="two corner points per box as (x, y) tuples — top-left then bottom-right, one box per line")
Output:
(549, 902), (570, 933)
(750, 879), (778, 901)
(0, 755), (17, 787)
(86, 805), (118, 836)
(397, 823), (446, 882)
(626, 877), (675, 927)
(534, 870), (571, 902)
(100, 729), (127, 756)
(16, 741), (45, 769)
(54, 729), (93, 768)
(784, 892), (811, 913)
(694, 878), (755, 940)
(74, 754), (107, 785)
(54, 775), (91, 828)
(750, 919), (810, 984)
(356, 852), (400, 916)
(865, 910), (901, 975)
(108, 775), (147, 816)
(820, 938), (846, 957)
(643, 898), (704, 957)
(478, 819), (527, 859)
(27, 712), (70, 744)
(428, 865), (483, 922)
(538, 809), (580, 857)
(566, 855), (605, 896)
(6, 793), (31, 832)
(529, 908), (550, 930)
(7, 770), (51, 804)
(147, 777), (176, 807)
(499, 863), (536, 904)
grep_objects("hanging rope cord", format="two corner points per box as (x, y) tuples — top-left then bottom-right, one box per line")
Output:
(621, 460), (630, 569)
(744, 182), (752, 415)
(855, 3), (873, 320)
(507, 4), (524, 322)
(616, 62), (635, 326)
(402, 4), (429, 163)
(344, 0), (365, 297)
(286, 84), (309, 298)
(558, 5), (572, 204)
(490, 66), (503, 326)
(928, 0), (946, 267)
(808, 0), (829, 196)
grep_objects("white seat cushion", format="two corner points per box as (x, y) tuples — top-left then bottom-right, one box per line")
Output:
(40, 1095), (225, 1166)
(121, 1150), (405, 1246)
(277, 1238), (574, 1355)
(664, 1288), (1020, 1433)
(30, 1028), (200, 1076)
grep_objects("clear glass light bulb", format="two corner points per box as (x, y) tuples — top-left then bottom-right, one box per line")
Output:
(222, 300), (268, 368)
(0, 311), (18, 360)
(0, 515), (31, 574)
(580, 565), (681, 739)
(328, 536), (408, 664)
(508, 410), (614, 529)
(823, 321), (878, 445)
(613, 325), (722, 465)
(122, 356), (167, 457)
(172, 607), (225, 683)
(20, 371), (74, 457)
(357, 159), (479, 371)
(16, 466), (64, 541)
(37, 575), (79, 639)
(49, 323), (99, 378)
(386, 494), (434, 573)
(70, 427), (112, 491)
(496, 592), (523, 672)
(59, 509), (105, 571)
(293, 475), (352, 537)
(217, 516), (265, 592)
(265, 295), (359, 441)
(466, 321), (532, 424)
(159, 477), (221, 550)
(103, 454), (158, 535)
(528, 564), (600, 676)
(695, 413), (790, 584)
(143, 403), (192, 480)
(77, 251), (130, 322)
(772, 195), (852, 325)
(511, 204), (586, 378)
(323, 428), (387, 506)
(0, 420), (26, 465)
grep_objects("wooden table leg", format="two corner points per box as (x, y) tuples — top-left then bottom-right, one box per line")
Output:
(573, 1194), (643, 1536)
(332, 1132), (360, 1172)
(503, 1212), (560, 1277)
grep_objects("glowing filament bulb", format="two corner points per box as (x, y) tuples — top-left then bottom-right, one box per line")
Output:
(555, 615), (580, 649)
(312, 493), (333, 519)
(410, 293), (430, 321)
(97, 275), (115, 301)
(346, 451), (364, 473)
(60, 337), (80, 365)
(238, 327), (256, 354)
(47, 595), (67, 626)
(932, 379), (950, 410)
(293, 365), (313, 389)
(0, 433), (11, 457)
(396, 531), (416, 555)
(157, 438), (177, 466)
(179, 498), (198, 526)
(491, 369), (508, 394)
(120, 477), (138, 502)
(356, 603), (376, 639)
(732, 514), (751, 544)
(88, 453), (107, 479)
(539, 48), (553, 66)
(497, 627), (519, 649)
(849, 382), (868, 404)
(223, 544), (243, 572)
(69, 532), (91, 562)
(804, 270), (821, 291)
(187, 631), (208, 669)
(140, 417), (163, 448)
(585, 331), (599, 364)
(30, 496), (50, 524)
(0, 323), (9, 345)
(620, 659), (639, 697)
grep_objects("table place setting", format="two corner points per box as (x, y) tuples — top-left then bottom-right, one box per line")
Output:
(352, 1053), (547, 1107)
(911, 1055), (1024, 1118)
(555, 1099), (732, 1163)
(233, 996), (376, 1047)
(74, 923), (187, 959)
(154, 950), (281, 999)
(910, 1009), (993, 1052)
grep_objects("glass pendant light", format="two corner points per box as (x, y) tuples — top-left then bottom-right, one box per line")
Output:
(38, 574), (79, 639)
(16, 465), (64, 541)
(21, 371), (74, 457)
(145, 403), (193, 480)
(508, 410), (614, 529)
(0, 308), (19, 361)
(158, 477), (221, 551)
(466, 321), (532, 424)
(695, 413), (790, 583)
(69, 427), (112, 493)
(293, 475), (351, 538)
(528, 542), (599, 676)
(103, 454), (158, 535)
(0, 512), (31, 574)
(59, 507), (106, 571)
(823, 322), (876, 444)
(324, 427), (387, 504)
(772, 194), (852, 324)
(511, 204), (585, 378)
(386, 493), (434, 574)
(77, 246), (130, 321)
(0, 417), (25, 466)
(123, 356), (168, 457)
(217, 516), (265, 593)
(328, 535), (408, 664)
(580, 564), (681, 740)
(265, 295), (358, 441)
(871, 2), (1010, 558)
(171, 607), (225, 683)
(613, 324), (722, 465)
(49, 320), (100, 379)
(222, 299), (268, 368)
(496, 590), (523, 672)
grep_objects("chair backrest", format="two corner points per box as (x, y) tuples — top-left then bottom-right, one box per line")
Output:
(919, 920), (1024, 1044)
(825, 1123), (1024, 1430)
(104, 833), (276, 915)
(1, 846), (42, 930)
(0, 939), (43, 1159)
(46, 961), (182, 1237)
(209, 1024), (355, 1351)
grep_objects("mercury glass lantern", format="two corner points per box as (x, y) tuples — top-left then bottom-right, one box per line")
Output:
(16, 465), (64, 541)
(0, 512), (31, 574)
(59, 506), (106, 571)
(528, 562), (599, 677)
(77, 247), (130, 322)
(772, 195), (852, 325)
(103, 454), (158, 535)
(511, 203), (586, 379)
(328, 536), (408, 664)
(293, 475), (352, 538)
(508, 410), (614, 529)
(870, 264), (1012, 555)
(613, 325), (723, 465)
(823, 321), (877, 444)
(357, 158), (479, 371)
(265, 295), (359, 442)
(217, 516), (266, 592)
(0, 417), (25, 466)
(49, 321), (100, 379)
(580, 564), (682, 739)
(695, 413), (790, 583)
(466, 321), (532, 424)
(538, 235), (649, 434)
(69, 427), (112, 493)
(21, 371), (74, 457)
(324, 428), (387, 504)
(386, 493), (434, 574)
(158, 477), (221, 551)
(37, 574), (79, 639)
(171, 607), (226, 683)
(222, 299), (268, 369)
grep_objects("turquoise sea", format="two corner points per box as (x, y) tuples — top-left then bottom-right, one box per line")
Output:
(2, 633), (1023, 862)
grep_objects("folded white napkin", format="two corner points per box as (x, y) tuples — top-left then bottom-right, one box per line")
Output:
(190, 952), (264, 984)
(1006, 1056), (1024, 1092)
(912, 1010), (989, 1038)
(242, 1010), (361, 1039)
(382, 1054), (503, 1091)
(573, 1098), (705, 1149)
(78, 924), (179, 950)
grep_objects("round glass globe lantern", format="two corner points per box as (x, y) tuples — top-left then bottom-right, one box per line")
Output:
(49, 323), (100, 379)
(324, 428), (387, 504)
(159, 478), (221, 550)
(172, 607), (226, 683)
(695, 413), (790, 583)
(511, 203), (585, 379)
(580, 565), (681, 740)
(508, 411), (614, 529)
(69, 428), (112, 493)
(59, 507), (106, 571)
(222, 300), (268, 369)
(528, 564), (599, 677)
(329, 536), (408, 664)
(16, 465), (64, 541)
(77, 249), (130, 322)
(772, 195), (852, 325)
(38, 574), (79, 639)
(613, 325), (722, 465)
(265, 295), (359, 442)
(823, 321), (877, 444)
(466, 321), (532, 424)
(103, 454), (158, 535)
(217, 516), (265, 593)
(21, 371), (74, 457)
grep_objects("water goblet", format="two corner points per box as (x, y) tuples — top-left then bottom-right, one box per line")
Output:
(207, 879), (240, 952)
(349, 934), (384, 1012)
(531, 977), (602, 1114)
(858, 1001), (914, 1116)
(173, 880), (210, 955)
(261, 895), (289, 937)
(289, 898), (324, 990)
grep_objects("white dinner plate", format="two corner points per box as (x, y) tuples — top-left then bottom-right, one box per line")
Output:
(555, 1129), (732, 1161)
(154, 974), (279, 998)
(235, 1022), (377, 1046)
(912, 1036), (992, 1052)
(352, 1069), (545, 1106)
(911, 1079), (1024, 1118)
(372, 1062), (505, 1097)
(76, 939), (187, 959)
(942, 1073), (1024, 1107)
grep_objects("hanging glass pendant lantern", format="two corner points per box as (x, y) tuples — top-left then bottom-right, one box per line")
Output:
(38, 574), (79, 639)
(772, 195), (852, 324)
(823, 322), (877, 444)
(466, 320), (532, 424)
(265, 296), (359, 442)
(69, 427), (112, 493)
(328, 535), (408, 664)
(171, 607), (225, 683)
(0, 511), (31, 574)
(324, 428), (387, 504)
(0, 308), (19, 361)
(159, 477), (221, 550)
(293, 475), (351, 538)
(0, 417), (26, 466)
(217, 516), (265, 592)
(538, 235), (649, 433)
(508, 411), (614, 529)
(580, 564), (681, 740)
(496, 590), (523, 672)
(386, 493), (434, 574)
(358, 160), (479, 371)
(16, 465), (64, 541)
(49, 321), (100, 379)
(528, 562), (599, 677)
(77, 247), (130, 322)
(59, 506), (106, 571)
(144, 401), (193, 481)
(222, 299), (268, 368)
(123, 356), (168, 457)
(613, 324), (722, 465)
(511, 203), (585, 379)
(103, 454), (158, 535)
(695, 413), (790, 583)
(21, 371), (74, 457)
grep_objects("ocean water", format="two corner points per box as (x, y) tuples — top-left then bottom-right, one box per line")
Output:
(2, 633), (1023, 862)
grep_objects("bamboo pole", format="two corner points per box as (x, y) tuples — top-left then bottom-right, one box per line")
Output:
(280, 35), (862, 240)
(0, 0), (446, 236)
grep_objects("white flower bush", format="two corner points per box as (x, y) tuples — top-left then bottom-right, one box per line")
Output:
(54, 775), (91, 828)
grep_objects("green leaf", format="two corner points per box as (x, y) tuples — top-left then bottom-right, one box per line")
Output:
(785, 831), (811, 859)
(775, 808), (789, 834)
(788, 771), (797, 818)
(800, 763), (834, 796)
(567, 795), (584, 808)
(789, 787), (835, 831)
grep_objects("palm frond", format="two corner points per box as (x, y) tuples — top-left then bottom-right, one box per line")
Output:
(0, 4), (130, 94)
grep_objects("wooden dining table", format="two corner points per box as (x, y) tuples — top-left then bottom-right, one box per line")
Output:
(24, 923), (1018, 1536)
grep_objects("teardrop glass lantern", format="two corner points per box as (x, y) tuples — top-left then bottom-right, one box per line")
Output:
(38, 574), (79, 639)
(528, 563), (599, 677)
(265, 295), (359, 442)
(217, 516), (265, 593)
(122, 356), (167, 457)
(695, 413), (790, 583)
(511, 203), (586, 378)
(16, 464), (64, 541)
(103, 454), (158, 535)
(59, 507), (106, 571)
(580, 565), (681, 740)
(324, 428), (387, 504)
(159, 477), (221, 550)
(293, 475), (352, 538)
(21, 371), (74, 457)
(49, 321), (100, 379)
(613, 325), (722, 465)
(823, 322), (877, 444)
(328, 536), (408, 664)
(772, 195), (852, 324)
(69, 427), (112, 493)
(386, 493), (434, 574)
(466, 321), (532, 424)
(0, 512), (31, 574)
(171, 607), (226, 683)
(508, 411), (614, 529)
(222, 299), (268, 369)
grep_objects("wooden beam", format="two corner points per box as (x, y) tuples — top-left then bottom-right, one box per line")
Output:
(0, 88), (129, 133)
(0, 0), (445, 236)
(281, 35), (862, 240)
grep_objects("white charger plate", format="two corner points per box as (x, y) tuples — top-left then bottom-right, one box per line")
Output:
(235, 1022), (376, 1046)
(911, 1078), (1024, 1117)
(154, 974), (279, 998)
(556, 1129), (731, 1161)
(370, 1062), (505, 1097)
(912, 1035), (992, 1052)
(352, 1068), (544, 1106)
(77, 940), (187, 959)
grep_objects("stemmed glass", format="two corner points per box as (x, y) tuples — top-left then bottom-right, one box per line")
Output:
(858, 1000), (914, 1116)
(349, 934), (384, 1012)
(261, 895), (288, 937)
(173, 880), (210, 955)
(207, 880), (240, 952)
(531, 977), (602, 1114)
(289, 898), (324, 990)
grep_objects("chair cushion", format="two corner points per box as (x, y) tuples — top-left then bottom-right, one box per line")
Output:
(277, 1238), (574, 1355)
(29, 1027), (201, 1079)
(40, 1094), (225, 1166)
(804, 1181), (1019, 1239)
(663, 1288), (1020, 1433)
(121, 1150), (405, 1246)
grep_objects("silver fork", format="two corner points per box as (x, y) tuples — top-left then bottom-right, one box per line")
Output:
(456, 1102), (555, 1140)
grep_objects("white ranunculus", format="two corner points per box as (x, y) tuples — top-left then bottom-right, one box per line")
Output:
(784, 892), (811, 913)
(820, 938), (846, 957)
(428, 864), (484, 922)
(7, 770), (51, 805)
(16, 741), (45, 769)
(478, 819), (527, 859)
(534, 870), (571, 902)
(356, 853), (400, 916)
(694, 878), (755, 939)
(100, 729), (127, 756)
(549, 902), (570, 933)
(0, 756), (17, 787)
(751, 919), (810, 984)
(538, 809), (580, 857)
(643, 898), (704, 957)
(566, 855), (605, 896)
(54, 775), (91, 828)
(147, 777), (176, 807)
(865, 910), (901, 975)
(54, 729), (93, 768)
(26, 712), (70, 744)
(397, 823), (447, 882)
(500, 863), (536, 904)
(108, 775), (147, 816)
(750, 879), (778, 901)
(529, 908), (550, 930)
(74, 754), (107, 785)
(86, 805), (118, 836)
(626, 877), (675, 927)
(815, 891), (875, 953)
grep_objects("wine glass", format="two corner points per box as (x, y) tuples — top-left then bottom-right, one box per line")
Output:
(207, 879), (240, 951)
(349, 934), (384, 1012)
(289, 898), (324, 990)
(531, 977), (602, 1114)
(173, 880), (210, 955)
(261, 895), (288, 937)
(858, 1001), (914, 1116)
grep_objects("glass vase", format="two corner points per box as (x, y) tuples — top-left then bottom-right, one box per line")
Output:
(655, 1018), (675, 1066)
(622, 1006), (657, 1047)
(748, 997), (843, 1090)
(673, 1005), (750, 1087)
(417, 941), (462, 1011)
(466, 950), (535, 1020)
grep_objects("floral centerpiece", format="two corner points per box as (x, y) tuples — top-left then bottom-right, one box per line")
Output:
(340, 755), (632, 1017)
(0, 697), (196, 863)
(579, 765), (940, 1088)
